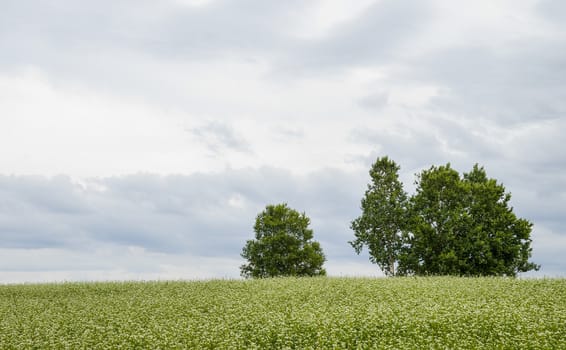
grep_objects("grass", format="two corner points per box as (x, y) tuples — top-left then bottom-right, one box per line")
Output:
(1, 277), (565, 349)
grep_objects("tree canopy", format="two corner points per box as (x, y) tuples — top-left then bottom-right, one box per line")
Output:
(240, 203), (326, 278)
(352, 157), (539, 277)
(350, 156), (408, 276)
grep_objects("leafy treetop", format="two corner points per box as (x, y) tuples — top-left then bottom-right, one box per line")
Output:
(241, 203), (326, 278)
(352, 158), (539, 277)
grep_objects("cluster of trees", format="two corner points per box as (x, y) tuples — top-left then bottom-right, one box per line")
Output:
(240, 157), (539, 278)
(350, 157), (539, 277)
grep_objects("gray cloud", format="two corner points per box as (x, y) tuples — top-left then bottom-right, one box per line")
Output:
(403, 42), (566, 125)
(537, 0), (566, 24)
(189, 121), (252, 155)
(0, 169), (365, 262)
(0, 175), (90, 214)
(272, 126), (305, 141)
(0, 0), (429, 63)
(0, 0), (300, 108)
(1, 165), (564, 279)
(273, 0), (432, 76)
(0, 169), (380, 280)
(349, 122), (449, 170)
(0, 0), (433, 100)
(0, 0), (294, 62)
(1, 1), (565, 280)
(357, 92), (389, 111)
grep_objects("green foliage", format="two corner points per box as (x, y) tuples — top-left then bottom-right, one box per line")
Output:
(1, 277), (565, 349)
(402, 163), (469, 276)
(240, 203), (326, 278)
(350, 156), (408, 276)
(353, 158), (539, 276)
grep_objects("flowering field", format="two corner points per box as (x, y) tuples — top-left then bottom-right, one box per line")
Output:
(1, 277), (564, 349)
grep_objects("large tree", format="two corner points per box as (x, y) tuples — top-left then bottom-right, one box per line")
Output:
(459, 165), (539, 275)
(350, 156), (408, 276)
(352, 158), (539, 277)
(240, 203), (326, 278)
(402, 164), (471, 275)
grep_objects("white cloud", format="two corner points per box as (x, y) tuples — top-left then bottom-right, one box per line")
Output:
(0, 170), (383, 282)
(289, 0), (378, 40)
(2, 165), (562, 283)
(172, 0), (216, 8)
(0, 247), (242, 283)
(0, 68), (204, 176)
(1, 0), (565, 281)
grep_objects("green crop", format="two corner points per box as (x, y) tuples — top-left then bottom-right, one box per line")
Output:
(1, 277), (564, 349)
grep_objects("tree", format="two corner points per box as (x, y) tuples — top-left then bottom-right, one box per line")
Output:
(404, 164), (539, 276)
(240, 203), (326, 278)
(350, 156), (408, 276)
(352, 158), (539, 277)
(403, 163), (472, 275)
(460, 165), (539, 275)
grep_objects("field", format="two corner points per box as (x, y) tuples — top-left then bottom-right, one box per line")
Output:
(1, 277), (565, 349)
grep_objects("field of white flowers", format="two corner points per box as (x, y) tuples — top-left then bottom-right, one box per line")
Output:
(1, 277), (564, 349)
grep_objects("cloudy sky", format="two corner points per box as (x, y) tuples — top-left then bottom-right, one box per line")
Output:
(1, 0), (565, 282)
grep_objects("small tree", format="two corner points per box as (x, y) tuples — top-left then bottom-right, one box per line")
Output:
(350, 156), (408, 276)
(240, 203), (326, 278)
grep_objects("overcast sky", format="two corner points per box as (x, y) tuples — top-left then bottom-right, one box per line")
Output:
(1, 0), (565, 282)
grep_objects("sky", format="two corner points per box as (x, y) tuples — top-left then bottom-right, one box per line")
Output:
(1, 0), (565, 283)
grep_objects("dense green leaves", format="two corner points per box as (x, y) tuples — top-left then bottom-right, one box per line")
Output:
(240, 203), (326, 278)
(350, 157), (408, 276)
(353, 158), (539, 276)
(1, 277), (564, 349)
(404, 163), (470, 275)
